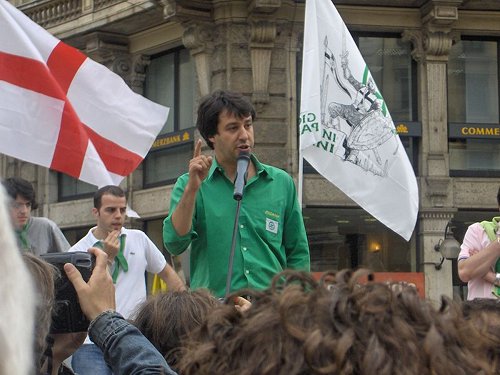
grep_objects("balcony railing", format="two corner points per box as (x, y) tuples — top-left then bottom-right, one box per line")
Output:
(18, 0), (127, 28)
(19, 0), (82, 27)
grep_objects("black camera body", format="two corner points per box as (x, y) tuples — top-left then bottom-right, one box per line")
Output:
(41, 251), (95, 333)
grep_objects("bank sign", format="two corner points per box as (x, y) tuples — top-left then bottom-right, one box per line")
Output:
(449, 123), (500, 139)
(151, 128), (194, 150)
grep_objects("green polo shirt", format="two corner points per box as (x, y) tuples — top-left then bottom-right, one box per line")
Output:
(163, 155), (310, 297)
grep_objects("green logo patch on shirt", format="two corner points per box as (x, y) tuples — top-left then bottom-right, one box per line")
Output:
(266, 217), (279, 234)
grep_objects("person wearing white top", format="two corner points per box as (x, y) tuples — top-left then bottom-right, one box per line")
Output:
(69, 185), (185, 375)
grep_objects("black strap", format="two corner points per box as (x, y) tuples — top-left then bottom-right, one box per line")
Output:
(41, 335), (54, 375)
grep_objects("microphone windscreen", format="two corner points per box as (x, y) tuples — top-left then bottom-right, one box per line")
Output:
(238, 149), (250, 159)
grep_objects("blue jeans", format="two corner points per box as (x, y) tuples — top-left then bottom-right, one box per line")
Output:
(71, 343), (113, 375)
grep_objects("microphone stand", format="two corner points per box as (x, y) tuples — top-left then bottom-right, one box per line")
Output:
(224, 151), (249, 300)
(224, 199), (242, 299)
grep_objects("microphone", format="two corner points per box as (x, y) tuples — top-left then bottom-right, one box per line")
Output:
(233, 150), (250, 201)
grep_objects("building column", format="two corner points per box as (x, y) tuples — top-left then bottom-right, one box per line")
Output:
(419, 210), (456, 302)
(83, 32), (150, 94)
(404, 0), (462, 302)
(182, 23), (214, 97)
(163, 0), (299, 171)
(249, 19), (276, 108)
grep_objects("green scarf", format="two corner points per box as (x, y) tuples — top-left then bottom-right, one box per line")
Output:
(94, 234), (128, 283)
(15, 221), (31, 251)
(479, 216), (500, 298)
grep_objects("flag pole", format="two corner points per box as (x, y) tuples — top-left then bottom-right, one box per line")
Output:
(298, 147), (304, 207)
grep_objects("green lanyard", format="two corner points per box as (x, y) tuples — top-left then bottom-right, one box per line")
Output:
(94, 235), (129, 283)
(16, 221), (31, 251)
(479, 217), (500, 298)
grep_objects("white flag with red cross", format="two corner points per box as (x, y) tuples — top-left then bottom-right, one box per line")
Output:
(0, 0), (168, 187)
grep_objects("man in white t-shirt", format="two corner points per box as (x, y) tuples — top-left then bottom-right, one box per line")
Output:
(70, 185), (185, 375)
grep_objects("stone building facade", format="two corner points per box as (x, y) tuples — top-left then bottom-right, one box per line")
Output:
(3, 0), (500, 302)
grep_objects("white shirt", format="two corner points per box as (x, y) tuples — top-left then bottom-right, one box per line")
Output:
(70, 226), (167, 343)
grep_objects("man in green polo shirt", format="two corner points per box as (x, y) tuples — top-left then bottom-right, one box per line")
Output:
(163, 90), (310, 297)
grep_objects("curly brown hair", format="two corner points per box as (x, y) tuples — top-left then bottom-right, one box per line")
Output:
(178, 269), (494, 375)
(132, 289), (218, 370)
(461, 298), (500, 373)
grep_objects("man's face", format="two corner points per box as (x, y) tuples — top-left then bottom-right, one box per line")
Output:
(9, 195), (32, 230)
(93, 193), (127, 233)
(208, 110), (254, 164)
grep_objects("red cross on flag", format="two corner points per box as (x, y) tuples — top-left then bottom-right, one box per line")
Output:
(0, 1), (169, 187)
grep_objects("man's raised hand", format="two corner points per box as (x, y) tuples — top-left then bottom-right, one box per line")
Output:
(170, 139), (212, 237)
(187, 139), (212, 191)
(103, 230), (120, 261)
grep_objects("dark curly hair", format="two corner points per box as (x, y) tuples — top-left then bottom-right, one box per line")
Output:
(196, 90), (255, 149)
(2, 177), (38, 210)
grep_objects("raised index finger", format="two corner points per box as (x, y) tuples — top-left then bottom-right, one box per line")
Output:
(193, 139), (202, 158)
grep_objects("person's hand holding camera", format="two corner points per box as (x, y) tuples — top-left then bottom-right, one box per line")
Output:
(64, 247), (116, 321)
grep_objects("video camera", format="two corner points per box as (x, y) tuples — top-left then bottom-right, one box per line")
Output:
(40, 251), (95, 333)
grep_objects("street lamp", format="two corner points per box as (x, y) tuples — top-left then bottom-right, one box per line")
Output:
(433, 221), (461, 270)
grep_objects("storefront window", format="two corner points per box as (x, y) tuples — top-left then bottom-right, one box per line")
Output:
(144, 48), (194, 134)
(144, 142), (193, 186)
(143, 48), (195, 186)
(449, 137), (500, 177)
(448, 38), (500, 176)
(304, 207), (414, 273)
(358, 35), (415, 121)
(58, 174), (96, 201)
(448, 39), (499, 124)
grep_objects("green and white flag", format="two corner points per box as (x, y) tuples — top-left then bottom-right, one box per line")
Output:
(299, 0), (418, 241)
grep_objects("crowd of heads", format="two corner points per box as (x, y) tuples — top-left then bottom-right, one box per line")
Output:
(2, 178), (500, 374)
(461, 298), (500, 373)
(177, 269), (499, 375)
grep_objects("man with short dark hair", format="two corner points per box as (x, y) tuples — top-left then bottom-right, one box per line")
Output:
(70, 185), (185, 375)
(2, 177), (70, 254)
(163, 90), (310, 298)
(458, 186), (500, 300)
